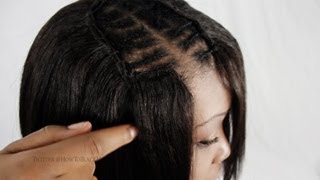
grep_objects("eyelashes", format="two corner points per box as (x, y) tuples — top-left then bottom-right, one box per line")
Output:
(196, 137), (219, 148)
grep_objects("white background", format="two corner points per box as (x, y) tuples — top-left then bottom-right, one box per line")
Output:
(0, 0), (319, 179)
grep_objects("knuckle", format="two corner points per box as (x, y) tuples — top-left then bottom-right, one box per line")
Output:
(84, 135), (102, 160)
(41, 125), (62, 142)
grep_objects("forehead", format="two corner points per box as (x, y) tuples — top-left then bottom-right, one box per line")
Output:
(188, 69), (231, 126)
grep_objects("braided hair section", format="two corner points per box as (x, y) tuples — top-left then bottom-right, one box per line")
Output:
(84, 0), (217, 85)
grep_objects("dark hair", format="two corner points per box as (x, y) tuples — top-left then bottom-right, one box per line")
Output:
(19, 0), (246, 179)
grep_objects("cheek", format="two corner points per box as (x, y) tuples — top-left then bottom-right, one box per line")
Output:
(191, 147), (214, 179)
(191, 146), (224, 180)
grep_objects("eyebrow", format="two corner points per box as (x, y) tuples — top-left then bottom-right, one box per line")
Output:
(194, 110), (230, 129)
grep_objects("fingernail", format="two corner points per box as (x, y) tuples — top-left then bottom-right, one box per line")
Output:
(128, 125), (138, 139)
(68, 121), (89, 129)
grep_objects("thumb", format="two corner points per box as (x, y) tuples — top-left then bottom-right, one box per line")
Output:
(0, 121), (92, 154)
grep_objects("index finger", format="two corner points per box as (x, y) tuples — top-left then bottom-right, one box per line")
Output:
(29, 124), (138, 173)
(67, 124), (138, 159)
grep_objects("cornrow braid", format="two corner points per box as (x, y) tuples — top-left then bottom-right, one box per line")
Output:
(85, 0), (136, 85)
(84, 0), (219, 86)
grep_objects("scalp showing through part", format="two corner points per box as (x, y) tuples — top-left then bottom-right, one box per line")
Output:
(85, 0), (215, 84)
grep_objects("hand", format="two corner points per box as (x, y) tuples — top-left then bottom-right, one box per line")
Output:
(0, 121), (138, 180)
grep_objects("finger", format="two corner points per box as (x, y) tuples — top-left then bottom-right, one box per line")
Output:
(57, 124), (138, 160)
(0, 121), (92, 154)
(31, 124), (138, 173)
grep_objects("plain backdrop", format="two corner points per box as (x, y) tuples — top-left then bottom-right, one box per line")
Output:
(0, 0), (319, 179)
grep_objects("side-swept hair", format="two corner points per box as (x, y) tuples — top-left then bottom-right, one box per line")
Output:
(19, 0), (246, 179)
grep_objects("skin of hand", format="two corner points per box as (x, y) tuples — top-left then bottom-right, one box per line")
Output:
(0, 121), (138, 180)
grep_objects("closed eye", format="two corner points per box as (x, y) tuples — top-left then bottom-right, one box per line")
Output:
(196, 137), (219, 148)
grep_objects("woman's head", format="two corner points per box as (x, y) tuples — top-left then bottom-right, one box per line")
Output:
(19, 0), (246, 179)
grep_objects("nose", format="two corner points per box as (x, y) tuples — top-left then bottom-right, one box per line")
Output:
(213, 133), (231, 164)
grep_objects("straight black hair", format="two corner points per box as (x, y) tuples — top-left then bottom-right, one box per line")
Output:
(19, 0), (246, 179)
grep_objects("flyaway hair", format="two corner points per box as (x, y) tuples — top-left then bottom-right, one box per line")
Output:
(19, 0), (246, 179)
